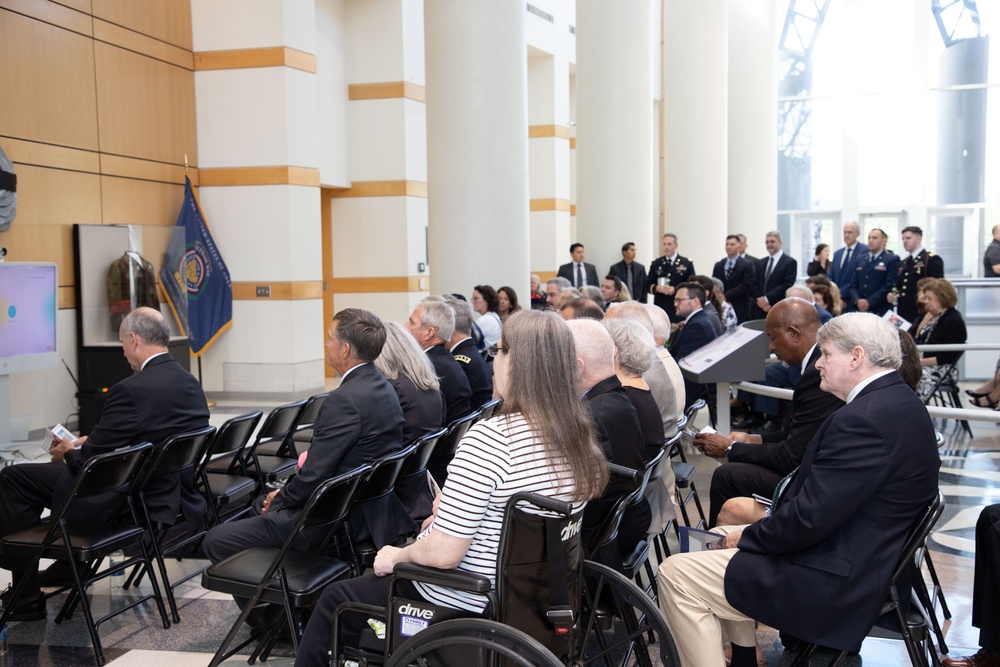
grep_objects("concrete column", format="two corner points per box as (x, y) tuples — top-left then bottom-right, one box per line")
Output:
(728, 0), (778, 257)
(424, 0), (529, 298)
(191, 0), (324, 397)
(663, 0), (728, 272)
(575, 0), (656, 274)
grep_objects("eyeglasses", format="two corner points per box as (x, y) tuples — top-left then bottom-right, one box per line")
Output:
(486, 344), (508, 358)
(674, 296), (695, 303)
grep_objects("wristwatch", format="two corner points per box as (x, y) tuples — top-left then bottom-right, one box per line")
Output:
(724, 443), (734, 458)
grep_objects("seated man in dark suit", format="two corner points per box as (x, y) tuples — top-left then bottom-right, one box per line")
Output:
(444, 298), (493, 410)
(0, 307), (209, 619)
(568, 319), (649, 557)
(658, 313), (940, 667)
(941, 504), (1000, 666)
(608, 241), (647, 302)
(693, 298), (844, 527)
(668, 281), (719, 409)
(203, 309), (406, 609)
(556, 242), (600, 289)
(404, 299), (473, 424)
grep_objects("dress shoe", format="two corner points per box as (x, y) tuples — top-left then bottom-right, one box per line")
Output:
(732, 413), (763, 430)
(755, 418), (782, 435)
(942, 648), (1000, 666)
(0, 587), (46, 622)
(38, 560), (76, 588)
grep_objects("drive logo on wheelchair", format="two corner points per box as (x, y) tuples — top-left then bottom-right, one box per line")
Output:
(397, 602), (434, 638)
(560, 517), (582, 542)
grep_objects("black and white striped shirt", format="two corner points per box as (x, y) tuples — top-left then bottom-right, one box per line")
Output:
(414, 413), (584, 612)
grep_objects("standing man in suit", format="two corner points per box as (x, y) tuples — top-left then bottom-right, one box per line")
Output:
(889, 226), (944, 322)
(751, 231), (798, 320)
(556, 243), (599, 289)
(658, 313), (940, 667)
(203, 309), (407, 600)
(608, 242), (647, 302)
(445, 298), (493, 410)
(713, 234), (756, 323)
(693, 298), (844, 527)
(826, 220), (863, 293)
(846, 228), (900, 316)
(646, 233), (696, 322)
(736, 234), (758, 263)
(405, 299), (473, 425)
(669, 282), (719, 409)
(0, 307), (209, 618)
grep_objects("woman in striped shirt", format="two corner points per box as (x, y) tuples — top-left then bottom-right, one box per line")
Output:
(296, 309), (609, 666)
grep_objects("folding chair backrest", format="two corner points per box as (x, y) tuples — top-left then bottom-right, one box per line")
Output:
(436, 410), (480, 462)
(496, 492), (584, 658)
(475, 397), (503, 421)
(586, 463), (641, 555)
(398, 428), (447, 481)
(357, 444), (418, 503)
(684, 398), (706, 424)
(300, 464), (372, 531)
(147, 426), (217, 479)
(207, 411), (263, 462)
(283, 392), (329, 446)
(891, 490), (944, 586)
(253, 399), (308, 449)
(65, 442), (155, 507)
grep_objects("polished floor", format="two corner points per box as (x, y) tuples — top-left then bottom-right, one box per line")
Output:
(0, 387), (996, 667)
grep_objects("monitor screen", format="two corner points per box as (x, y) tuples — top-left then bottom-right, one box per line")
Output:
(0, 262), (58, 375)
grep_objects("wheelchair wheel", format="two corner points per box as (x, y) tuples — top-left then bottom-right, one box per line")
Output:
(577, 560), (681, 667)
(385, 618), (565, 667)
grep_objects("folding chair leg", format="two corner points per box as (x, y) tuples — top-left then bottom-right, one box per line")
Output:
(913, 572), (948, 655)
(65, 554), (108, 666)
(923, 550), (951, 620)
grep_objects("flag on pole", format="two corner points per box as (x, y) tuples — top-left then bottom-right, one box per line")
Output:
(160, 176), (232, 357)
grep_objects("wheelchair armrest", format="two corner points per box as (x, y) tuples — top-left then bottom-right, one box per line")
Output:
(607, 463), (640, 484)
(392, 562), (492, 593)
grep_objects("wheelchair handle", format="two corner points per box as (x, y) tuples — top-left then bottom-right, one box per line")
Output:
(606, 463), (641, 484)
(508, 492), (573, 517)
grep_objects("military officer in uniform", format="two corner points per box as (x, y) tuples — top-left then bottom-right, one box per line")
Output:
(644, 233), (696, 323)
(888, 225), (944, 323)
(845, 228), (900, 316)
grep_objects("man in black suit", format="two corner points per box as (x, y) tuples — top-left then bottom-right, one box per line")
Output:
(751, 231), (798, 320)
(203, 309), (407, 603)
(826, 221), (863, 293)
(645, 233), (696, 322)
(712, 234), (756, 323)
(568, 319), (648, 557)
(556, 243), (599, 289)
(941, 504), (1000, 666)
(0, 307), (209, 619)
(888, 225), (944, 323)
(445, 298), (493, 410)
(658, 313), (940, 666)
(405, 299), (473, 425)
(693, 298), (844, 526)
(668, 282), (719, 410)
(608, 242), (647, 302)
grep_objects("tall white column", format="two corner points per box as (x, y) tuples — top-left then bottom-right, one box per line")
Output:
(728, 0), (778, 255)
(575, 0), (656, 274)
(663, 0), (728, 272)
(424, 1), (529, 298)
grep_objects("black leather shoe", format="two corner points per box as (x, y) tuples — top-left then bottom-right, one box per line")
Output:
(732, 413), (763, 430)
(942, 648), (1000, 666)
(38, 560), (76, 588)
(1, 588), (46, 622)
(756, 418), (782, 435)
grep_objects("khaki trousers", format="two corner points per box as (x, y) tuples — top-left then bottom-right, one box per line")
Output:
(657, 525), (757, 667)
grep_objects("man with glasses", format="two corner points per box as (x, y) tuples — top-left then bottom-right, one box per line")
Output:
(668, 282), (719, 409)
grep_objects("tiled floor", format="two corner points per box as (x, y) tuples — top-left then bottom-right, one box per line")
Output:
(1, 385), (996, 667)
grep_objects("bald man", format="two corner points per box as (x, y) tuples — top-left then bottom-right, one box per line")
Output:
(567, 319), (649, 556)
(694, 298), (844, 527)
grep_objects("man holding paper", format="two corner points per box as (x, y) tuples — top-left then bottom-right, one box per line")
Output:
(0, 307), (208, 620)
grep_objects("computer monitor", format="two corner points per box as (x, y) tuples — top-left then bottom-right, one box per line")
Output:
(0, 262), (58, 375)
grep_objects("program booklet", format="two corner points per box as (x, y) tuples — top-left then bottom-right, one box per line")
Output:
(41, 423), (76, 453)
(679, 526), (727, 553)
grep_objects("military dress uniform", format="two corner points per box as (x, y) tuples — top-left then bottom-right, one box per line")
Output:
(644, 255), (696, 322)
(894, 249), (944, 323)
(846, 250), (900, 316)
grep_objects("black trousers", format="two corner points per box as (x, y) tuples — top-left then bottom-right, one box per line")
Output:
(296, 573), (422, 667)
(973, 503), (1000, 651)
(709, 462), (783, 528)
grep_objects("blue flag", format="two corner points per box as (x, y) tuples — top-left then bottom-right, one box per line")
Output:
(160, 176), (232, 357)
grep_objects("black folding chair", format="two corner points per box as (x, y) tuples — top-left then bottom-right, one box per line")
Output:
(394, 427), (448, 523)
(206, 400), (306, 491)
(255, 391), (329, 458)
(126, 426), (217, 624)
(427, 409), (481, 487)
(789, 491), (945, 667)
(475, 397), (503, 421)
(199, 411), (262, 527)
(0, 443), (168, 666)
(201, 464), (370, 666)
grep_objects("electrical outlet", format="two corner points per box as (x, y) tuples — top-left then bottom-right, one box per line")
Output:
(256, 286), (270, 297)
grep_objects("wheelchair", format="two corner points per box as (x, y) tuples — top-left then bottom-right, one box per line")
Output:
(328, 492), (680, 667)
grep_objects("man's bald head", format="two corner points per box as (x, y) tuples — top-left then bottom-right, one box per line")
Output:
(567, 318), (616, 392)
(764, 298), (822, 367)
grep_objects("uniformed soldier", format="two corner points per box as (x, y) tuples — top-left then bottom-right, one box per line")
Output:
(888, 225), (944, 323)
(644, 232), (696, 322)
(845, 228), (900, 316)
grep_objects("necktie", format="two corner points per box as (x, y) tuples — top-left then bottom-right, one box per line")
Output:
(626, 264), (633, 297)
(576, 263), (583, 288)
(764, 257), (774, 284)
(870, 253), (876, 263)
(842, 246), (852, 269)
(725, 259), (734, 279)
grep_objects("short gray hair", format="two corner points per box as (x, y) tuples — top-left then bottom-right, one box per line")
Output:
(642, 303), (671, 346)
(580, 285), (605, 309)
(816, 312), (901, 371)
(121, 308), (169, 347)
(786, 285), (815, 303)
(766, 230), (782, 242)
(604, 319), (656, 377)
(710, 277), (724, 292)
(419, 299), (456, 342)
(447, 298), (475, 337)
(375, 321), (440, 391)
(547, 276), (572, 290)
(605, 302), (654, 335)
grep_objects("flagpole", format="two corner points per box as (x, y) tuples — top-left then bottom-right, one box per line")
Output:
(184, 153), (214, 409)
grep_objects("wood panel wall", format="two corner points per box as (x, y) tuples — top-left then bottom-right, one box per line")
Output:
(0, 0), (197, 309)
